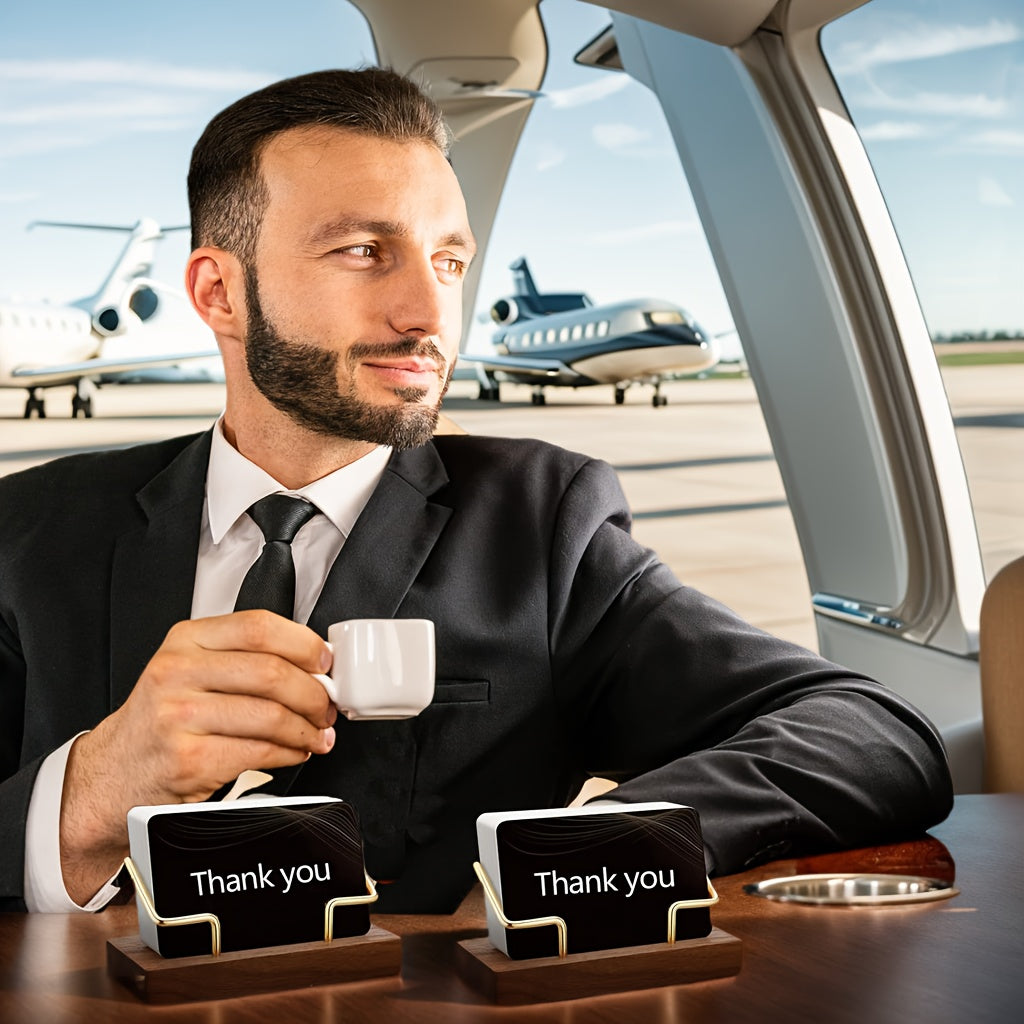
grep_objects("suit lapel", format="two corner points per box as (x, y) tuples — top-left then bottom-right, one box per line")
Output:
(109, 431), (211, 710)
(303, 442), (452, 876)
(307, 442), (452, 635)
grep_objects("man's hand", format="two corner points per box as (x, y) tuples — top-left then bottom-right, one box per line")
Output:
(58, 610), (336, 905)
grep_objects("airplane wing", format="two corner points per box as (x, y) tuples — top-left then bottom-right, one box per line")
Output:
(457, 352), (580, 381)
(10, 350), (221, 387)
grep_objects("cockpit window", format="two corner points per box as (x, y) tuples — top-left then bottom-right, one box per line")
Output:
(647, 310), (686, 326)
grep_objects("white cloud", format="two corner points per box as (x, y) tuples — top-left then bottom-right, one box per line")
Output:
(0, 58), (271, 92)
(0, 191), (39, 203)
(590, 219), (699, 245)
(546, 74), (630, 110)
(832, 18), (1021, 74)
(858, 120), (930, 141)
(978, 176), (1014, 207)
(854, 88), (1008, 119)
(592, 122), (650, 150)
(0, 132), (97, 159)
(0, 94), (204, 127)
(967, 128), (1024, 151)
(534, 144), (567, 172)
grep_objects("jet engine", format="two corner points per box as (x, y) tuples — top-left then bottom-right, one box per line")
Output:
(92, 305), (123, 336)
(490, 296), (521, 325)
(90, 285), (160, 337)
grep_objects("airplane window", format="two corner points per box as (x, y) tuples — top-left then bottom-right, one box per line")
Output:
(597, 321), (609, 337)
(584, 323), (595, 339)
(559, 326), (570, 342)
(823, 0), (1024, 582)
(546, 328), (556, 343)
(571, 324), (583, 340)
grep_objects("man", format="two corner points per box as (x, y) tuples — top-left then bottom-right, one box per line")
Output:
(0, 69), (952, 915)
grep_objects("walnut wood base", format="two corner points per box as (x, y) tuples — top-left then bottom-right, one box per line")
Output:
(455, 926), (742, 1005)
(107, 925), (402, 1004)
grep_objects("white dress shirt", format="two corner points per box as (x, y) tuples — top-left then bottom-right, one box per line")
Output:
(24, 420), (392, 912)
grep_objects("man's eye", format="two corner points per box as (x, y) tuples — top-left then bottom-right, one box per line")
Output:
(343, 244), (376, 258)
(436, 257), (466, 278)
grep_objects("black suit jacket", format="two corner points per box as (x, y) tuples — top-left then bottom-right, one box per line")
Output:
(0, 431), (953, 912)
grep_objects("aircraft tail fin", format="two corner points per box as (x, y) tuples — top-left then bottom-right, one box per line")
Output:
(28, 219), (190, 334)
(510, 257), (542, 302)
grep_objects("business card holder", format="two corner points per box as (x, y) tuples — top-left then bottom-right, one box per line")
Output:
(455, 861), (742, 1004)
(107, 857), (402, 1004)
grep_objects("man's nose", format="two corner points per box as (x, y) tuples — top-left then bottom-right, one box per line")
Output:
(386, 257), (449, 338)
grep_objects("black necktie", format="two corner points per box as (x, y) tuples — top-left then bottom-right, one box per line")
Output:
(219, 494), (320, 802)
(234, 494), (320, 618)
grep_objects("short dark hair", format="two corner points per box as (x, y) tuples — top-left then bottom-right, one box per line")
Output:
(187, 67), (451, 263)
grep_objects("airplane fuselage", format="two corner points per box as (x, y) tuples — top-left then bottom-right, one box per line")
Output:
(0, 302), (97, 387)
(490, 298), (717, 386)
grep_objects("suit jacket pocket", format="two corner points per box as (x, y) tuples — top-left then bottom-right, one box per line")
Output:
(431, 679), (490, 705)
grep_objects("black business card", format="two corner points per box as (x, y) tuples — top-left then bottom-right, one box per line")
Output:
(128, 797), (370, 958)
(478, 803), (710, 959)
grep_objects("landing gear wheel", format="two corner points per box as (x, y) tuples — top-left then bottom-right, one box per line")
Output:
(614, 387), (626, 405)
(71, 379), (95, 418)
(531, 388), (547, 406)
(71, 394), (94, 418)
(23, 388), (46, 418)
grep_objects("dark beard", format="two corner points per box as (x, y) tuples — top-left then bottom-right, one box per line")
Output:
(242, 267), (451, 450)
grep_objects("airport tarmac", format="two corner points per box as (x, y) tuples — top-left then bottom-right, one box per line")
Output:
(2, 363), (1021, 652)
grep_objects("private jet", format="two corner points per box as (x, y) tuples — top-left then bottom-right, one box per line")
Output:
(0, 219), (218, 418)
(459, 257), (718, 406)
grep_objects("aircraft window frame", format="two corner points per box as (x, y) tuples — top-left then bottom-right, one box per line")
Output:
(819, 0), (1024, 587)
(597, 320), (609, 337)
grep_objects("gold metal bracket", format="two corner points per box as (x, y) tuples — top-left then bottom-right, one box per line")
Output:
(474, 860), (719, 954)
(126, 857), (380, 954)
(323, 871), (379, 942)
(123, 856), (223, 957)
(473, 861), (569, 958)
(667, 876), (719, 944)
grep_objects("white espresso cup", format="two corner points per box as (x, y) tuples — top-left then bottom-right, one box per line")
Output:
(315, 618), (435, 720)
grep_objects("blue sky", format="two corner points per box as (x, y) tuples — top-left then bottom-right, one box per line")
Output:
(1, 0), (1021, 352)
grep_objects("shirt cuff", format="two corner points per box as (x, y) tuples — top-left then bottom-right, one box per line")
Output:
(24, 733), (124, 913)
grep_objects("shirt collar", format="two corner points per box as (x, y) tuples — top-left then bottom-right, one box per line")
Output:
(206, 419), (393, 544)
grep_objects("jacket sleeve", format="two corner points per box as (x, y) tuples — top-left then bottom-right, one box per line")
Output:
(547, 457), (954, 875)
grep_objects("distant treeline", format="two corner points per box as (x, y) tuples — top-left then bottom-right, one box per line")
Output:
(933, 330), (1024, 343)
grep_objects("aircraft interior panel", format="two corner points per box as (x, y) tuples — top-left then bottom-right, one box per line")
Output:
(601, 2), (985, 784)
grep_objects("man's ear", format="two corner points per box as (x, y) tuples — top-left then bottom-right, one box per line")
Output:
(185, 246), (246, 339)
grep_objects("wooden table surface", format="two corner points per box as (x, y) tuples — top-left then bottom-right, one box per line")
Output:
(2, 793), (1021, 1023)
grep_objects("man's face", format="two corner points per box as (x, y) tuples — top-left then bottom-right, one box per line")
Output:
(241, 126), (475, 448)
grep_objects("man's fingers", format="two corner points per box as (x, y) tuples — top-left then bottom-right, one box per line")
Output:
(150, 647), (335, 726)
(173, 609), (332, 674)
(157, 691), (336, 758)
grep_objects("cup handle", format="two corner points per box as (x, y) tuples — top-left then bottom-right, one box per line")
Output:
(313, 672), (341, 706)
